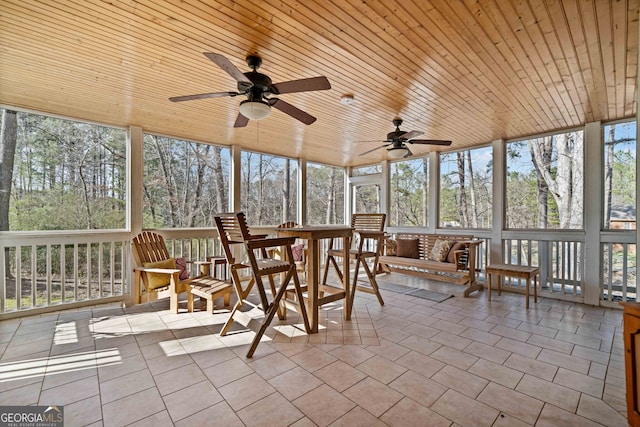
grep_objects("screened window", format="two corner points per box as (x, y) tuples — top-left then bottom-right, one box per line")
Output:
(143, 135), (229, 228)
(506, 130), (584, 229)
(352, 165), (381, 176)
(440, 147), (492, 228)
(241, 151), (297, 226)
(390, 158), (429, 227)
(604, 121), (636, 230)
(3, 109), (126, 231)
(307, 162), (344, 225)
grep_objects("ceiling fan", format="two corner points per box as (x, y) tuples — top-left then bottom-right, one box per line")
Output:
(359, 118), (452, 159)
(169, 53), (331, 127)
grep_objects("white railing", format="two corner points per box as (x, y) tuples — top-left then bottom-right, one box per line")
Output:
(501, 231), (585, 300)
(1, 227), (635, 316)
(601, 231), (637, 305)
(1, 231), (131, 315)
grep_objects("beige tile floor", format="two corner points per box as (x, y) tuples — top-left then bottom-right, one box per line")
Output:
(0, 272), (629, 427)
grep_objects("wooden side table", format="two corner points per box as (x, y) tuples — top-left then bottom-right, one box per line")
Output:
(486, 264), (540, 309)
(195, 256), (228, 279)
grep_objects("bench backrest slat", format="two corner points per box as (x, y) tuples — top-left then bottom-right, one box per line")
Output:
(395, 233), (474, 260)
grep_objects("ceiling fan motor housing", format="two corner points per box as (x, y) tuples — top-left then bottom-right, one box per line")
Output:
(387, 130), (407, 141)
(239, 71), (272, 99)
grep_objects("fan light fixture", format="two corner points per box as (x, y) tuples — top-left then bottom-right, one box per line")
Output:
(239, 100), (271, 120)
(387, 147), (409, 159)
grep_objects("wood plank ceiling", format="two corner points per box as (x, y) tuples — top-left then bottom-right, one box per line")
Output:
(1, 0), (638, 167)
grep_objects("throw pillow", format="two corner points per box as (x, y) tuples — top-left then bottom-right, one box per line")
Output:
(397, 238), (420, 259)
(385, 238), (397, 256)
(143, 258), (177, 290)
(175, 257), (189, 280)
(429, 239), (452, 262)
(446, 242), (466, 264)
(291, 244), (305, 262)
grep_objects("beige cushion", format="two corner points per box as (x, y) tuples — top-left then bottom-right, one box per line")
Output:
(446, 242), (466, 263)
(397, 238), (419, 258)
(429, 239), (451, 262)
(143, 258), (177, 290)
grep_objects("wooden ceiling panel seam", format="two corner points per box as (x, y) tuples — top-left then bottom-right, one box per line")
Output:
(514, 0), (583, 124)
(623, 0), (640, 117)
(361, 0), (527, 133)
(595, 0), (621, 120)
(266, 0), (505, 131)
(430, 0), (558, 130)
(547, 0), (600, 120)
(543, 0), (596, 123)
(576, 0), (609, 121)
(469, 0), (569, 128)
(404, 0), (546, 126)
(526, 0), (588, 122)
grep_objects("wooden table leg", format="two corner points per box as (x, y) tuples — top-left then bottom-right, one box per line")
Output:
(488, 272), (492, 301)
(343, 235), (351, 321)
(526, 277), (530, 309)
(534, 274), (538, 304)
(307, 238), (320, 333)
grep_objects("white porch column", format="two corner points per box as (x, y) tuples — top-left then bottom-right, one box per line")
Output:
(298, 158), (307, 224)
(380, 160), (390, 223)
(344, 167), (352, 224)
(428, 151), (439, 232)
(230, 145), (242, 212)
(491, 139), (504, 264)
(129, 126), (143, 236)
(584, 121), (603, 306)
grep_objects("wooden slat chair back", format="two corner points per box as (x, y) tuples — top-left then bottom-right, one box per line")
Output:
(131, 231), (193, 314)
(131, 231), (232, 314)
(322, 213), (387, 308)
(215, 212), (310, 357)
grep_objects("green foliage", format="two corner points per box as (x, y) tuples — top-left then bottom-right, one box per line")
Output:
(390, 159), (426, 226)
(307, 163), (344, 225)
(6, 110), (127, 231)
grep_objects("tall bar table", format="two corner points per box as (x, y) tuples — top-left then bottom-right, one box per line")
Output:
(277, 225), (353, 332)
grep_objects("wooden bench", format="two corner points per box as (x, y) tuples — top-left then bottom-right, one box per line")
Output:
(486, 263), (540, 309)
(378, 233), (483, 297)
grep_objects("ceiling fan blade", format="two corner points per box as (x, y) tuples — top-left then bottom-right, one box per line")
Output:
(408, 139), (452, 146)
(271, 76), (331, 95)
(169, 91), (237, 102)
(233, 113), (249, 128)
(404, 147), (414, 158)
(271, 99), (316, 125)
(399, 130), (424, 140)
(203, 53), (252, 84)
(359, 144), (390, 156)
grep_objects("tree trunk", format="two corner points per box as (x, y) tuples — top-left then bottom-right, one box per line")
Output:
(0, 110), (17, 232)
(604, 126), (615, 228)
(467, 151), (479, 227)
(529, 136), (552, 227)
(212, 146), (226, 212)
(1, 110), (17, 277)
(456, 152), (468, 226)
(326, 168), (336, 224)
(152, 136), (179, 227)
(189, 144), (209, 228)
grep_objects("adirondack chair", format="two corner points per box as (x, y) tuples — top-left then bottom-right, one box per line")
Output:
(131, 231), (232, 314)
